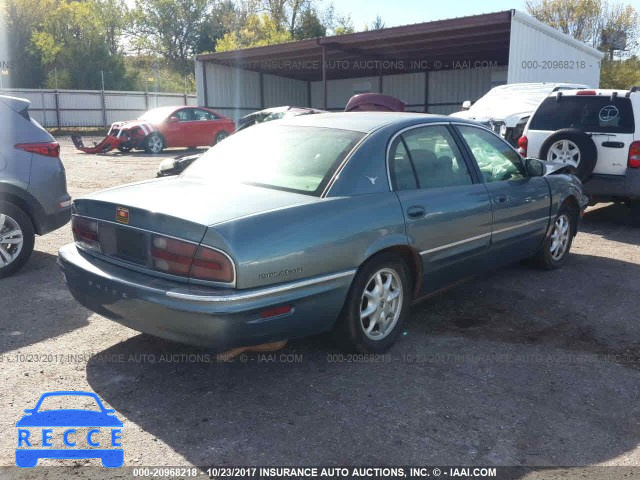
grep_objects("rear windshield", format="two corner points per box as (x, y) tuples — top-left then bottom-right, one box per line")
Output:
(184, 125), (364, 196)
(529, 96), (635, 133)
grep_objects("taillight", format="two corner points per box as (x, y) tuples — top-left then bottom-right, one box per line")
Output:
(518, 135), (528, 157)
(576, 90), (597, 95)
(15, 142), (60, 158)
(151, 235), (197, 276)
(191, 246), (234, 283)
(150, 235), (234, 283)
(72, 217), (100, 252)
(629, 141), (640, 168)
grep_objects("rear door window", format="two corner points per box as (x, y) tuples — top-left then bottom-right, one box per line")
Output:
(529, 96), (635, 133)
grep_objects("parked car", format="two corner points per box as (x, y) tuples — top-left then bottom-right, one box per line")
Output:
(519, 87), (640, 224)
(59, 113), (587, 353)
(237, 106), (325, 132)
(451, 83), (589, 146)
(0, 95), (71, 278)
(72, 106), (235, 154)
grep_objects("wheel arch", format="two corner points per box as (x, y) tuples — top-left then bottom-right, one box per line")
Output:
(359, 243), (423, 299)
(0, 184), (42, 234)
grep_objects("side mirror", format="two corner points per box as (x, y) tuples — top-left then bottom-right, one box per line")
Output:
(167, 116), (180, 124)
(525, 158), (545, 177)
(462, 100), (471, 110)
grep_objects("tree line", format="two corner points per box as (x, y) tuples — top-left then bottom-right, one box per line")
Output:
(0, 0), (638, 92)
(0, 0), (359, 91)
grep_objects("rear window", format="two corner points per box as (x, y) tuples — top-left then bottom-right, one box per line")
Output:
(529, 96), (635, 133)
(185, 125), (364, 196)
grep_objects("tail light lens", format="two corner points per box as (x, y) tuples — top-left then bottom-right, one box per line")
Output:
(629, 141), (640, 168)
(72, 217), (100, 252)
(151, 235), (234, 283)
(576, 90), (597, 95)
(15, 142), (60, 158)
(518, 135), (528, 157)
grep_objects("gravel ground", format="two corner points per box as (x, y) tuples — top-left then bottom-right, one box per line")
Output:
(1, 137), (640, 479)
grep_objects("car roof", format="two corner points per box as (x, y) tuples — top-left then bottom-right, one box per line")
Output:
(276, 111), (466, 133)
(545, 88), (633, 97)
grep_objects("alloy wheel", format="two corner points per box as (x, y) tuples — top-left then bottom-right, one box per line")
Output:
(550, 214), (570, 261)
(359, 268), (403, 340)
(148, 135), (163, 153)
(547, 140), (581, 167)
(0, 214), (24, 268)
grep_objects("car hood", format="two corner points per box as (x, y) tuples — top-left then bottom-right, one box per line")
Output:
(75, 177), (321, 237)
(451, 109), (533, 127)
(111, 119), (157, 130)
(16, 410), (123, 427)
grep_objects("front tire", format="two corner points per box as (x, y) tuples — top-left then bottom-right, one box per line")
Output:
(335, 253), (411, 353)
(0, 201), (35, 278)
(531, 203), (576, 269)
(145, 133), (164, 154)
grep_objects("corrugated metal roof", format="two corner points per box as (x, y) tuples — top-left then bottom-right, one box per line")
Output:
(197, 11), (514, 81)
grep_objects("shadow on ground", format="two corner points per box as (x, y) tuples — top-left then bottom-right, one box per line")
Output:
(0, 251), (91, 354)
(86, 254), (640, 470)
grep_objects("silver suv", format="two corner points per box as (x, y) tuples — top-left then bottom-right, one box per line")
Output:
(0, 95), (71, 277)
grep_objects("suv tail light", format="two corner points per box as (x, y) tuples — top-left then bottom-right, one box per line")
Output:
(629, 141), (640, 168)
(576, 90), (597, 95)
(72, 217), (100, 252)
(151, 235), (234, 283)
(518, 135), (528, 157)
(15, 142), (60, 158)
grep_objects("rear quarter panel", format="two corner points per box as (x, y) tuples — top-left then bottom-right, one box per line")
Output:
(545, 174), (584, 218)
(203, 193), (407, 289)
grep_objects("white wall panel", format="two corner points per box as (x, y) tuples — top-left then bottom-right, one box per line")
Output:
(508, 11), (603, 86)
(382, 72), (426, 108)
(263, 74), (307, 107)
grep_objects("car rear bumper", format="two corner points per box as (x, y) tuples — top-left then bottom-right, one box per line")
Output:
(58, 244), (353, 350)
(39, 202), (72, 235)
(584, 169), (640, 200)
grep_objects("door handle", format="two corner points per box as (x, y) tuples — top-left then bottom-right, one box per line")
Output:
(407, 206), (426, 219)
(493, 194), (508, 204)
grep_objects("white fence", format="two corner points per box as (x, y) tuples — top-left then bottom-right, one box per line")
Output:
(0, 88), (197, 128)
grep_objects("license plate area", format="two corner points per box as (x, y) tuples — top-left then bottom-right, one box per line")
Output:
(115, 228), (147, 265)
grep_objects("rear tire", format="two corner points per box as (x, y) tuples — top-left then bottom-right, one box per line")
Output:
(629, 200), (640, 227)
(0, 201), (35, 278)
(334, 253), (411, 353)
(530, 203), (576, 270)
(215, 131), (230, 145)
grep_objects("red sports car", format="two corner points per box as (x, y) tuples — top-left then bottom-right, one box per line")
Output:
(72, 106), (235, 154)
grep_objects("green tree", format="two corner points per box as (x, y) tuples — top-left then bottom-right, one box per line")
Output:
(293, 6), (326, 40)
(369, 15), (386, 30)
(600, 56), (640, 88)
(216, 13), (292, 51)
(129, 0), (214, 74)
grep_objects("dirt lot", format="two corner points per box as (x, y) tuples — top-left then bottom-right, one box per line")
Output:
(1, 137), (640, 478)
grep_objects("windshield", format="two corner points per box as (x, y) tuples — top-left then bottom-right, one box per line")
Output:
(138, 107), (173, 123)
(184, 125), (364, 196)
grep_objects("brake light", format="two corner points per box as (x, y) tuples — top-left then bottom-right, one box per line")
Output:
(629, 141), (640, 168)
(15, 141), (60, 158)
(518, 135), (528, 157)
(576, 90), (597, 95)
(72, 217), (100, 252)
(150, 235), (234, 283)
(191, 246), (234, 282)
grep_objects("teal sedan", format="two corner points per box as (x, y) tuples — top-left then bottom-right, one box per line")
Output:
(58, 113), (587, 353)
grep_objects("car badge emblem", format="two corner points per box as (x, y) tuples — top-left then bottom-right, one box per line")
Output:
(366, 176), (378, 185)
(116, 207), (129, 224)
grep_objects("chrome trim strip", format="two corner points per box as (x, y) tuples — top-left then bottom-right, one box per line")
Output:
(419, 231), (491, 255)
(419, 217), (549, 255)
(73, 214), (237, 288)
(166, 269), (357, 303)
(491, 217), (549, 235)
(385, 122), (453, 191)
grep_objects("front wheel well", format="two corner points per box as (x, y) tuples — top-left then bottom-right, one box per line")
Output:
(361, 246), (422, 298)
(560, 195), (580, 236)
